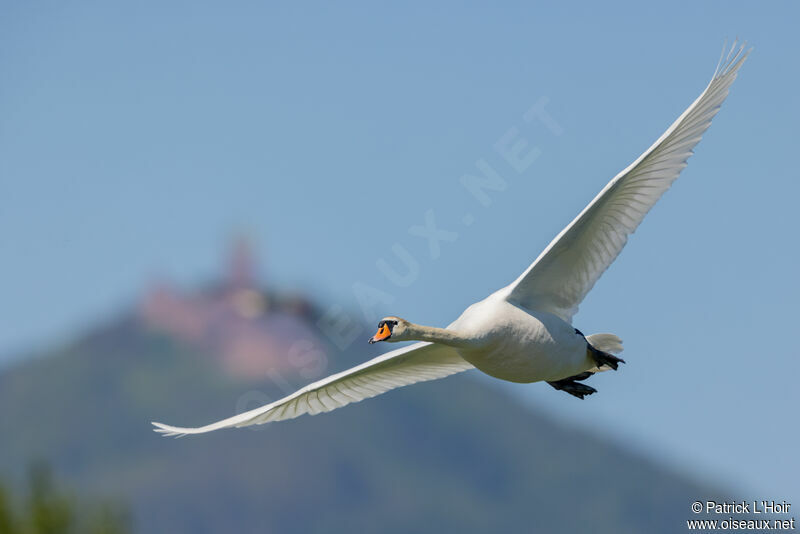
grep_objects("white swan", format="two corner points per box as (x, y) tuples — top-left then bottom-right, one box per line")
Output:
(153, 43), (749, 437)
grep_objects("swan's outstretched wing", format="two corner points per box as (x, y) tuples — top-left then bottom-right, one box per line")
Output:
(152, 342), (473, 437)
(503, 43), (749, 322)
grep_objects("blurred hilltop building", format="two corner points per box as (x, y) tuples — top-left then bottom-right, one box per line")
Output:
(138, 237), (327, 380)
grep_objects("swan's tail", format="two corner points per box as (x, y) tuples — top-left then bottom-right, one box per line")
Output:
(586, 333), (624, 373)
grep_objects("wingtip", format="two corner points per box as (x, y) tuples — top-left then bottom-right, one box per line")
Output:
(152, 421), (188, 438)
(713, 38), (751, 80)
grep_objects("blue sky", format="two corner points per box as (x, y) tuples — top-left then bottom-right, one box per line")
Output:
(2, 1), (798, 503)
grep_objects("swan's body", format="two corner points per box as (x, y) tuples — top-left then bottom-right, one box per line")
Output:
(154, 43), (748, 437)
(447, 295), (590, 383)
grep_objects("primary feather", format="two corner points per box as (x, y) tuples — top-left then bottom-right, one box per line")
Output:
(502, 43), (749, 321)
(153, 342), (472, 437)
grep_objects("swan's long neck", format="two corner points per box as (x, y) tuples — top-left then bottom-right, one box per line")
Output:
(406, 323), (474, 348)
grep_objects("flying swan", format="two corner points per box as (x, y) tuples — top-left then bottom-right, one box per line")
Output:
(153, 43), (749, 437)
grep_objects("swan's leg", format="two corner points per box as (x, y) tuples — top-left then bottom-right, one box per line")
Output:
(587, 344), (626, 371)
(574, 328), (626, 371)
(548, 374), (597, 399)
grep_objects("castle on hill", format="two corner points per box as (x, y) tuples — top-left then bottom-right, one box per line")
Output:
(139, 238), (327, 380)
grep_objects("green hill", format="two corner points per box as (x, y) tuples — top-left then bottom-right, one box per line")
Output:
(0, 307), (723, 533)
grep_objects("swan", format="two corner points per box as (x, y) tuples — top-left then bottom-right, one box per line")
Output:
(153, 43), (749, 437)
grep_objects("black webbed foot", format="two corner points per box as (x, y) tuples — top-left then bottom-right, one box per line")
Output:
(548, 376), (598, 399)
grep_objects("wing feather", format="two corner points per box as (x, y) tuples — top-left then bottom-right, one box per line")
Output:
(503, 42), (749, 321)
(152, 342), (473, 437)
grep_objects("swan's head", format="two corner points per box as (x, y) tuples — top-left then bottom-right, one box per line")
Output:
(368, 316), (410, 344)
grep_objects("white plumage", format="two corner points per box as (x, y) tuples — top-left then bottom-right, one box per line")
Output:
(504, 43), (749, 321)
(154, 342), (471, 436)
(154, 43), (748, 437)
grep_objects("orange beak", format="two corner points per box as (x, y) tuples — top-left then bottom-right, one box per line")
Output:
(368, 324), (392, 344)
